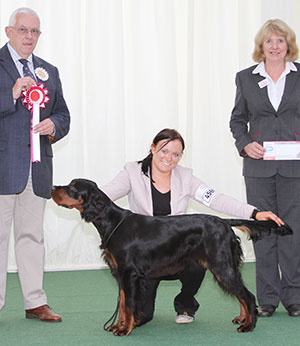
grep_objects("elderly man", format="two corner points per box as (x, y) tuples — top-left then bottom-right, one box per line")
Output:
(0, 7), (70, 322)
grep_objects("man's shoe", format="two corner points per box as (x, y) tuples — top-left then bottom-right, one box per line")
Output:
(287, 304), (300, 317)
(175, 312), (194, 324)
(25, 304), (62, 322)
(257, 305), (276, 317)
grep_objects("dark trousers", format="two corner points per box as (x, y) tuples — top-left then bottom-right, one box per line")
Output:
(245, 174), (300, 308)
(139, 266), (206, 324)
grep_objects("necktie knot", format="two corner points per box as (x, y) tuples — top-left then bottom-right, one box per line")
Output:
(19, 58), (28, 65)
(19, 59), (36, 80)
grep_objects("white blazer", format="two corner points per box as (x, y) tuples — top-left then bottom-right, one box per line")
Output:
(101, 162), (254, 219)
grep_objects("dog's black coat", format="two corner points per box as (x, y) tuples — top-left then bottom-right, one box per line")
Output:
(51, 178), (293, 336)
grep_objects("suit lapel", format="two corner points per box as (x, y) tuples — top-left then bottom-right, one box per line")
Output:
(32, 55), (46, 71)
(277, 70), (299, 112)
(142, 170), (154, 215)
(32, 55), (47, 83)
(0, 44), (21, 82)
(251, 72), (275, 112)
(170, 168), (180, 215)
(251, 64), (300, 114)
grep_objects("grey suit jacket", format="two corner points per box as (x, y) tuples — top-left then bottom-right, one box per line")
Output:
(0, 44), (70, 198)
(230, 63), (300, 178)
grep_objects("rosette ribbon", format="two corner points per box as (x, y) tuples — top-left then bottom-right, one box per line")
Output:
(21, 83), (50, 162)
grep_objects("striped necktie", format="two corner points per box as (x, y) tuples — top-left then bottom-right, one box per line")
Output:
(19, 59), (36, 81)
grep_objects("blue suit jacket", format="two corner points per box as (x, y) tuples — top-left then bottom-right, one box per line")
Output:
(0, 44), (70, 198)
(230, 63), (300, 178)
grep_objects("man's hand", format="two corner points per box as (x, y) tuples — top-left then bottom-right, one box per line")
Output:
(12, 77), (36, 100)
(34, 118), (55, 136)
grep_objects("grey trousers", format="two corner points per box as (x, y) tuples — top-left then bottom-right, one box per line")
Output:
(0, 171), (47, 310)
(245, 174), (300, 308)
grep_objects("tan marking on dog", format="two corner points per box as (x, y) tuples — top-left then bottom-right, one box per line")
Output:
(51, 188), (84, 212)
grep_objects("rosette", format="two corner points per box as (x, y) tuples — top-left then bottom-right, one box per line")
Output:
(21, 83), (50, 162)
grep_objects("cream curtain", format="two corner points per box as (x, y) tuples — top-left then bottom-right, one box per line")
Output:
(1, 0), (300, 270)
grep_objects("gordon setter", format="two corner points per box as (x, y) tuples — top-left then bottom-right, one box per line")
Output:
(51, 178), (292, 336)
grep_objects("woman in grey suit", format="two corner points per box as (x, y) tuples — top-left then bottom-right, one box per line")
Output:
(102, 128), (282, 325)
(230, 19), (300, 318)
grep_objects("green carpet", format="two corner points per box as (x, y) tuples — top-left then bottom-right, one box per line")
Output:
(1, 263), (299, 346)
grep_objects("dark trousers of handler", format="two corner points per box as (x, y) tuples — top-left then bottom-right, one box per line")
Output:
(139, 266), (206, 324)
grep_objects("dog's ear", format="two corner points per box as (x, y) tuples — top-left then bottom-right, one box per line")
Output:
(81, 190), (109, 222)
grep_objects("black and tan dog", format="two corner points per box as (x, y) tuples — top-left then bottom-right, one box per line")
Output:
(51, 178), (292, 336)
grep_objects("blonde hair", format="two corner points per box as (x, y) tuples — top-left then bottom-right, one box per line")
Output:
(252, 19), (298, 62)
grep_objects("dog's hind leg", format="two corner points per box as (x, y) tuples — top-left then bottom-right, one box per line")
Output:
(210, 268), (257, 332)
(222, 277), (257, 332)
(232, 293), (256, 326)
(232, 297), (246, 325)
(235, 288), (257, 332)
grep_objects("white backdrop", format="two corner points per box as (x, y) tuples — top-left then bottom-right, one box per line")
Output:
(1, 0), (300, 271)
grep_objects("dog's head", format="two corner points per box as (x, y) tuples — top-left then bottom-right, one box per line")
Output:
(51, 179), (107, 222)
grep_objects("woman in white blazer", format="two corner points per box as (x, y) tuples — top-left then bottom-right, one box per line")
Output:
(102, 128), (282, 325)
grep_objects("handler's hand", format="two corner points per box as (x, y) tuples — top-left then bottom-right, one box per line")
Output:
(12, 77), (36, 100)
(255, 211), (284, 227)
(244, 142), (265, 159)
(34, 118), (55, 136)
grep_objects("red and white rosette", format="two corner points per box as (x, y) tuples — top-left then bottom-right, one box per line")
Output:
(21, 83), (50, 162)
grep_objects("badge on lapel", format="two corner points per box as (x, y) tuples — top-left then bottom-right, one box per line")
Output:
(258, 78), (269, 89)
(35, 67), (49, 81)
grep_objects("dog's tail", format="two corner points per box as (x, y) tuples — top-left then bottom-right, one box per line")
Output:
(227, 219), (293, 242)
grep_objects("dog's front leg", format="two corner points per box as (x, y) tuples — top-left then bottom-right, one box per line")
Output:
(107, 289), (136, 336)
(107, 289), (127, 334)
(123, 306), (136, 336)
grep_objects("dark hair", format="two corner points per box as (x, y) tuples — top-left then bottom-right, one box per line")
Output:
(139, 128), (185, 177)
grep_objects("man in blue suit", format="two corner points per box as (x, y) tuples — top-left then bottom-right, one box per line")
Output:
(0, 7), (70, 322)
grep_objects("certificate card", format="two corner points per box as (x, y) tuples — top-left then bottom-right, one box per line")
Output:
(263, 141), (300, 160)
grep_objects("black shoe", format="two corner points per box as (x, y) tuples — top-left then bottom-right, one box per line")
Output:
(257, 305), (276, 317)
(287, 304), (300, 317)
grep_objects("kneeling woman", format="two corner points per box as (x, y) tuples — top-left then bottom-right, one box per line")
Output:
(101, 128), (282, 324)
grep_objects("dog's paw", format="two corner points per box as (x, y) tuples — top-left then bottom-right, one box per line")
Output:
(232, 316), (245, 325)
(237, 323), (255, 333)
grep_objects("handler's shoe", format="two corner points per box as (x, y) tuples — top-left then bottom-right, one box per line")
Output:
(287, 304), (300, 317)
(175, 312), (194, 324)
(25, 304), (62, 322)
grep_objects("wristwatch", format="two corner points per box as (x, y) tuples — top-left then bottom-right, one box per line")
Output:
(251, 209), (260, 220)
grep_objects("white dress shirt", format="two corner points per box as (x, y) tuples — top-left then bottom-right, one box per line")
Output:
(7, 42), (35, 77)
(252, 61), (297, 111)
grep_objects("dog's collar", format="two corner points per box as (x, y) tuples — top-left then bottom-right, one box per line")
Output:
(102, 216), (127, 248)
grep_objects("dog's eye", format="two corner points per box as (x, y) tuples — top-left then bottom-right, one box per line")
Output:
(68, 185), (79, 197)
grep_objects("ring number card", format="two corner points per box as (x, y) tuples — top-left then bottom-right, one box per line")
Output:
(263, 141), (300, 160)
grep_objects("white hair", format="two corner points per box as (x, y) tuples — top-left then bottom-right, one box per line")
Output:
(9, 7), (40, 27)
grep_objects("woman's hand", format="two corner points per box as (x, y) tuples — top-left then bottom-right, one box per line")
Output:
(244, 142), (265, 159)
(255, 211), (284, 227)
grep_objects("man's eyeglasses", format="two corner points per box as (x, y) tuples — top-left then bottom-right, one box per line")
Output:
(11, 26), (41, 37)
